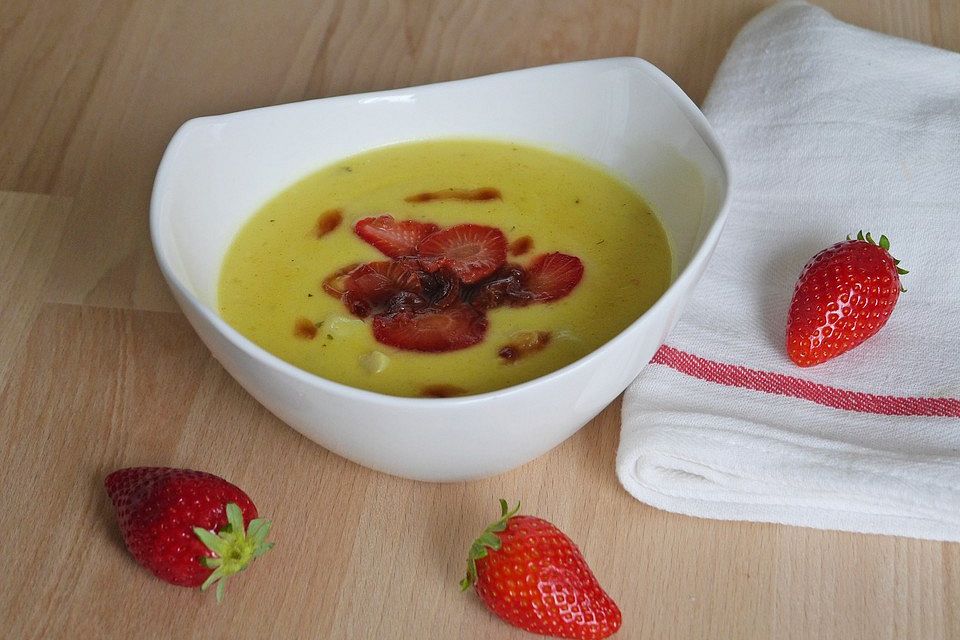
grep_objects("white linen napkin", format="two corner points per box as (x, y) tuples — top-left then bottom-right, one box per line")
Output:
(617, 0), (960, 541)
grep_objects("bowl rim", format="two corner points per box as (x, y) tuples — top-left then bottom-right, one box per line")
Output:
(150, 56), (732, 408)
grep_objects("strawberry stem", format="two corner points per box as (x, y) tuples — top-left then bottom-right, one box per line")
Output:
(460, 499), (520, 592)
(852, 230), (909, 289)
(193, 503), (274, 603)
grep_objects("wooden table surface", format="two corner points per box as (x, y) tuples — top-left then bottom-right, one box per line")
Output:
(2, 1), (958, 638)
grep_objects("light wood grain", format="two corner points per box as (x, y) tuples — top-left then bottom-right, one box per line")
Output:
(0, 191), (69, 389)
(1, 1), (958, 638)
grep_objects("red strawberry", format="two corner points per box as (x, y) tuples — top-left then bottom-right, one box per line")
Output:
(461, 501), (622, 640)
(341, 260), (423, 318)
(526, 253), (584, 302)
(104, 467), (273, 602)
(787, 231), (907, 367)
(417, 223), (508, 283)
(354, 215), (440, 258)
(373, 303), (487, 352)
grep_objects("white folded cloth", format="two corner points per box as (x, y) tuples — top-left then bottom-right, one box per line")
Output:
(617, 0), (960, 541)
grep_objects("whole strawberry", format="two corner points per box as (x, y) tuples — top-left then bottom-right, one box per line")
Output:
(461, 500), (621, 639)
(105, 467), (273, 601)
(786, 231), (907, 367)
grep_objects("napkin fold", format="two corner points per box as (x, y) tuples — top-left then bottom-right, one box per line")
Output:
(617, 1), (960, 541)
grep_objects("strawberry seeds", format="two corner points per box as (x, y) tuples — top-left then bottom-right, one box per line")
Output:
(322, 213), (585, 353)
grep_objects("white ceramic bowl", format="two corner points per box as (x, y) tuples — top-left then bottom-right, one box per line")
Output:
(151, 57), (730, 482)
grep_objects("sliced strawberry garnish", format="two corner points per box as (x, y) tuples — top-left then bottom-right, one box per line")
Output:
(525, 253), (584, 302)
(341, 261), (423, 318)
(417, 224), (507, 283)
(354, 215), (440, 258)
(466, 264), (533, 310)
(421, 268), (462, 309)
(373, 303), (487, 352)
(382, 290), (433, 316)
(322, 262), (361, 299)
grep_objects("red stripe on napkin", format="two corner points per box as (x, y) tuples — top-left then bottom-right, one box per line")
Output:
(652, 345), (960, 417)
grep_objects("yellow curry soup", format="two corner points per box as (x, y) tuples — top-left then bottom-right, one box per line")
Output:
(219, 139), (671, 397)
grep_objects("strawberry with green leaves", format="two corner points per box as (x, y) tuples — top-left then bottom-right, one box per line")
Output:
(461, 501), (622, 639)
(105, 467), (273, 602)
(786, 231), (907, 367)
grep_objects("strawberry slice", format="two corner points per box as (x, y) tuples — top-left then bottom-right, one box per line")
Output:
(421, 268), (462, 309)
(322, 262), (361, 299)
(466, 264), (533, 310)
(525, 253), (584, 302)
(355, 215), (440, 258)
(373, 303), (487, 352)
(342, 261), (423, 318)
(417, 224), (507, 283)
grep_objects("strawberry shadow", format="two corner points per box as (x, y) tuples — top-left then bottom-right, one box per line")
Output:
(426, 483), (481, 582)
(426, 482), (525, 625)
(92, 468), (127, 553)
(758, 238), (828, 353)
